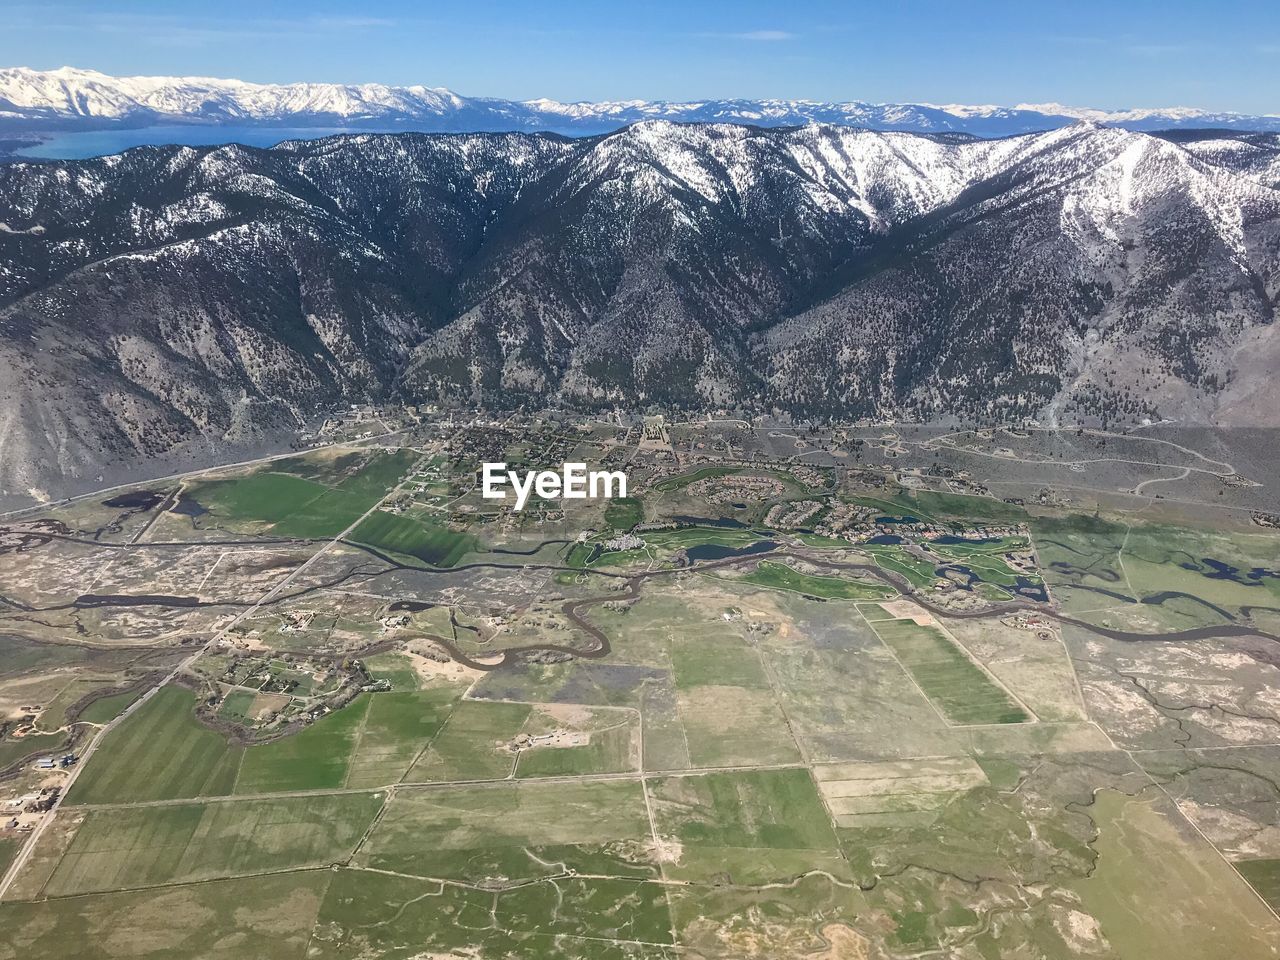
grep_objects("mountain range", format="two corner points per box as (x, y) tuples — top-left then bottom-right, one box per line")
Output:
(0, 120), (1278, 498)
(3, 66), (1280, 138)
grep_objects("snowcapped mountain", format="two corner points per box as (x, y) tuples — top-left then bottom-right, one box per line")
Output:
(0, 121), (1277, 497)
(0, 66), (468, 126)
(2, 66), (1279, 138)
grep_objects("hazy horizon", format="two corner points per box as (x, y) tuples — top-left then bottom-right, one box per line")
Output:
(2, 0), (1277, 115)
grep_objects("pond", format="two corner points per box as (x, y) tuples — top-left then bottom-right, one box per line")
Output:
(685, 540), (777, 563)
(101, 490), (164, 510)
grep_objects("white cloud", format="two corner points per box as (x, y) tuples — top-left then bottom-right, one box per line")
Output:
(310, 17), (396, 31)
(1124, 44), (1187, 58)
(729, 30), (797, 42)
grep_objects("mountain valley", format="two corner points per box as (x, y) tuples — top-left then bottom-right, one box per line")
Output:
(0, 121), (1277, 497)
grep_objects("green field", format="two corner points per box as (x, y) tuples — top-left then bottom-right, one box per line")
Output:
(735, 561), (894, 600)
(1235, 858), (1280, 910)
(0, 871), (330, 960)
(869, 619), (1030, 725)
(349, 510), (475, 566)
(0, 636), (94, 679)
(33, 679), (116, 732)
(564, 542), (596, 568)
(564, 541), (649, 569)
(1071, 792), (1280, 960)
(234, 696), (370, 793)
(648, 768), (847, 883)
(345, 689), (457, 788)
(187, 450), (416, 539)
(192, 472), (374, 539)
(514, 722), (636, 778)
(670, 636), (768, 688)
(604, 496), (644, 530)
(1030, 513), (1131, 609)
(43, 793), (381, 897)
(361, 652), (422, 690)
(67, 686), (466, 804)
(217, 688), (257, 722)
(0, 836), (21, 879)
(405, 699), (531, 781)
(865, 545), (939, 587)
(908, 490), (1028, 522)
(191, 472), (332, 525)
(357, 778), (655, 882)
(66, 687), (243, 804)
(1031, 513), (1280, 628)
(1121, 524), (1280, 622)
(676, 685), (801, 767)
(643, 526), (764, 550)
(272, 487), (373, 538)
(77, 688), (143, 725)
(662, 630), (801, 767)
(856, 490), (1027, 523)
(236, 688), (462, 793)
(336, 449), (417, 500)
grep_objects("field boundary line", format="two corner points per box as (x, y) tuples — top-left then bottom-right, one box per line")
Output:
(0, 451), (427, 900)
(1088, 718), (1280, 925)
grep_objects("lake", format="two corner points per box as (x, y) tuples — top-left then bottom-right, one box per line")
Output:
(13, 125), (400, 160)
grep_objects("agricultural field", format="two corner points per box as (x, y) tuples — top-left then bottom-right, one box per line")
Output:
(349, 509), (476, 567)
(405, 699), (532, 781)
(867, 616), (1032, 725)
(1, 423), (1279, 958)
(355, 778), (656, 882)
(0, 872), (331, 959)
(65, 686), (246, 804)
(65, 683), (468, 803)
(729, 559), (895, 600)
(182, 448), (418, 540)
(43, 793), (380, 896)
(1237, 859), (1280, 911)
(648, 768), (849, 884)
(1068, 791), (1280, 960)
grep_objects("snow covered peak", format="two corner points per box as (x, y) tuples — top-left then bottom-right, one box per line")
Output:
(3, 66), (1279, 138)
(0, 66), (470, 123)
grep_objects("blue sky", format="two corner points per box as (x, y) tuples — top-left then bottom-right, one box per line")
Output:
(4, 0), (1278, 113)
